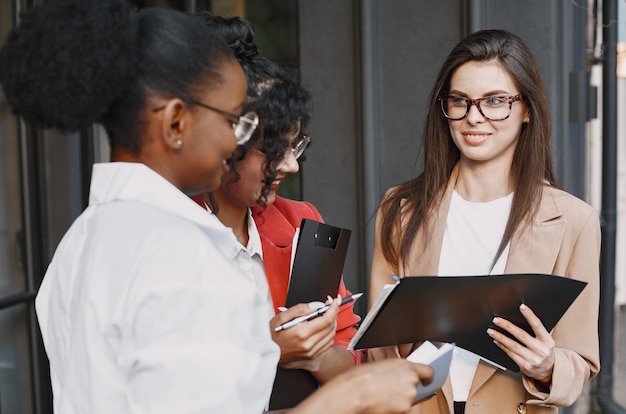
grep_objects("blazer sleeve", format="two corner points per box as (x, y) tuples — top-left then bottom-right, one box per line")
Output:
(524, 202), (601, 406)
(257, 198), (363, 363)
(290, 200), (363, 363)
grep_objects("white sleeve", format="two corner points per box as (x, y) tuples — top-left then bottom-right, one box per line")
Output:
(117, 231), (278, 414)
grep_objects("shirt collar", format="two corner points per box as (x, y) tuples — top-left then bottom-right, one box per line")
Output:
(201, 206), (264, 260)
(246, 208), (264, 258)
(89, 162), (231, 237)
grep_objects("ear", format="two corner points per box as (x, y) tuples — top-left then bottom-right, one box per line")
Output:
(523, 109), (530, 124)
(160, 98), (188, 150)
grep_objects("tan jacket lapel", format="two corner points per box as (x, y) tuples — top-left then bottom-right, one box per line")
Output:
(505, 186), (566, 275)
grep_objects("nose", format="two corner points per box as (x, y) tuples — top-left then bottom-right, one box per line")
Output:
(277, 150), (300, 173)
(465, 102), (485, 124)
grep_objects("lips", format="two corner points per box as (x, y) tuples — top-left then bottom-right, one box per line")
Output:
(270, 180), (281, 191)
(462, 132), (490, 145)
(269, 176), (285, 191)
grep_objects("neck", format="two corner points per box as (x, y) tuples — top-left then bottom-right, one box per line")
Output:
(206, 192), (250, 246)
(455, 161), (513, 202)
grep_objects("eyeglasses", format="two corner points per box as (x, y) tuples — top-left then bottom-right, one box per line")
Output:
(251, 132), (310, 169)
(276, 133), (310, 169)
(152, 99), (259, 145)
(437, 93), (524, 121)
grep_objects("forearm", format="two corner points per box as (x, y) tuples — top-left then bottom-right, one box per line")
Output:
(286, 368), (364, 414)
(307, 346), (357, 384)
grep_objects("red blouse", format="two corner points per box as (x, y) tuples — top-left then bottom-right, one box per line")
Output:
(252, 197), (361, 361)
(190, 194), (362, 363)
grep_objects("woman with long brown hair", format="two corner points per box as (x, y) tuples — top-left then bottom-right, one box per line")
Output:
(369, 29), (600, 414)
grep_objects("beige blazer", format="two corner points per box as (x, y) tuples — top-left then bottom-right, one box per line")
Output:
(369, 174), (601, 414)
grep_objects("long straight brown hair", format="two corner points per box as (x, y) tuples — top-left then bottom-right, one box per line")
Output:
(378, 29), (557, 272)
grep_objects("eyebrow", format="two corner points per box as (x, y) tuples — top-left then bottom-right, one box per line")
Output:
(448, 90), (513, 97)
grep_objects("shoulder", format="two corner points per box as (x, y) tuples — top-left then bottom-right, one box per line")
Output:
(541, 185), (600, 232)
(543, 185), (598, 219)
(268, 196), (323, 222)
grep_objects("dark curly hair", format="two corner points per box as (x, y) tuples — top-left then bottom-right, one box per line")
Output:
(0, 0), (233, 155)
(195, 11), (312, 210)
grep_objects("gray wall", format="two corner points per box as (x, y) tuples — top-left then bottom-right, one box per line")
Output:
(298, 0), (589, 314)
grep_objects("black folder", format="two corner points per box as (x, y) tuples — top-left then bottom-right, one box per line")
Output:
(348, 273), (586, 372)
(269, 218), (351, 410)
(284, 218), (351, 307)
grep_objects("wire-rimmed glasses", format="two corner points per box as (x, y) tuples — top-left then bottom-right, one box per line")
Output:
(152, 99), (259, 145)
(251, 132), (311, 169)
(437, 93), (524, 121)
(276, 133), (310, 169)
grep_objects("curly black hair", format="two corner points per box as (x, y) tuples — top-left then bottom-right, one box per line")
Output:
(238, 77), (311, 207)
(195, 11), (312, 210)
(194, 11), (286, 97)
(0, 0), (233, 155)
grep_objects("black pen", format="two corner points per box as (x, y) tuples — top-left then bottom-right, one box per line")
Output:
(274, 293), (363, 332)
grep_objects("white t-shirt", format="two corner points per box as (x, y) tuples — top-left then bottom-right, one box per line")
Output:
(438, 190), (513, 402)
(36, 162), (280, 414)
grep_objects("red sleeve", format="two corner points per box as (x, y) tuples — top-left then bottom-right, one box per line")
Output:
(335, 280), (365, 364)
(257, 197), (365, 363)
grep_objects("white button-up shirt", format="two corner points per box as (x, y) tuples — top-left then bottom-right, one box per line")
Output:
(36, 162), (280, 414)
(206, 209), (275, 320)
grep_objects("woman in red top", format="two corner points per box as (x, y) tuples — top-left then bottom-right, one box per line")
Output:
(190, 12), (363, 406)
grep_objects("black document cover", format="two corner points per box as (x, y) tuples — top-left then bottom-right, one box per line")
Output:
(269, 218), (351, 410)
(284, 218), (351, 307)
(348, 274), (586, 372)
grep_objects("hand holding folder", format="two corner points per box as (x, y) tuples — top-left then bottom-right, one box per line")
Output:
(269, 218), (352, 410)
(348, 273), (586, 372)
(407, 341), (455, 403)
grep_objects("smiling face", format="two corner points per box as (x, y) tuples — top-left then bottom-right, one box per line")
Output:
(216, 120), (302, 209)
(179, 57), (249, 192)
(446, 60), (530, 171)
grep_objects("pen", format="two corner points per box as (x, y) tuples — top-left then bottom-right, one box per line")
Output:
(274, 293), (363, 332)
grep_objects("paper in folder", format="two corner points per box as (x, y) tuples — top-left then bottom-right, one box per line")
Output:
(269, 218), (351, 410)
(348, 273), (586, 372)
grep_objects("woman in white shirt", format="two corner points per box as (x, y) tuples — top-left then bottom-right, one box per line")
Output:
(0, 0), (432, 413)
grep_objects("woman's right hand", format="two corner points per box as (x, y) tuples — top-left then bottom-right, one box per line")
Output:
(269, 298), (339, 364)
(290, 359), (434, 414)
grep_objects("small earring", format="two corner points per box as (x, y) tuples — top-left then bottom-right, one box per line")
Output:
(176, 139), (182, 146)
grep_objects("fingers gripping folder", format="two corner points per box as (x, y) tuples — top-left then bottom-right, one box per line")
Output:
(269, 218), (352, 410)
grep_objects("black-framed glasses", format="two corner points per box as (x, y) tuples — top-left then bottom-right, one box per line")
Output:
(152, 99), (259, 145)
(437, 93), (524, 121)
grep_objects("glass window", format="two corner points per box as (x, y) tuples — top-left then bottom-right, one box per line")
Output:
(243, 1), (302, 200)
(0, 304), (34, 413)
(0, 0), (27, 299)
(0, 1), (39, 413)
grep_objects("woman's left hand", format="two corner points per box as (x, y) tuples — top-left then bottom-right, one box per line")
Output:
(487, 303), (555, 385)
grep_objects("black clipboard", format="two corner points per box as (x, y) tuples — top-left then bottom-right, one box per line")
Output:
(348, 273), (586, 372)
(284, 218), (351, 307)
(269, 218), (351, 410)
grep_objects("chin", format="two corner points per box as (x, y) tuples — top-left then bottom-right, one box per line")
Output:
(202, 173), (224, 193)
(266, 192), (277, 205)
